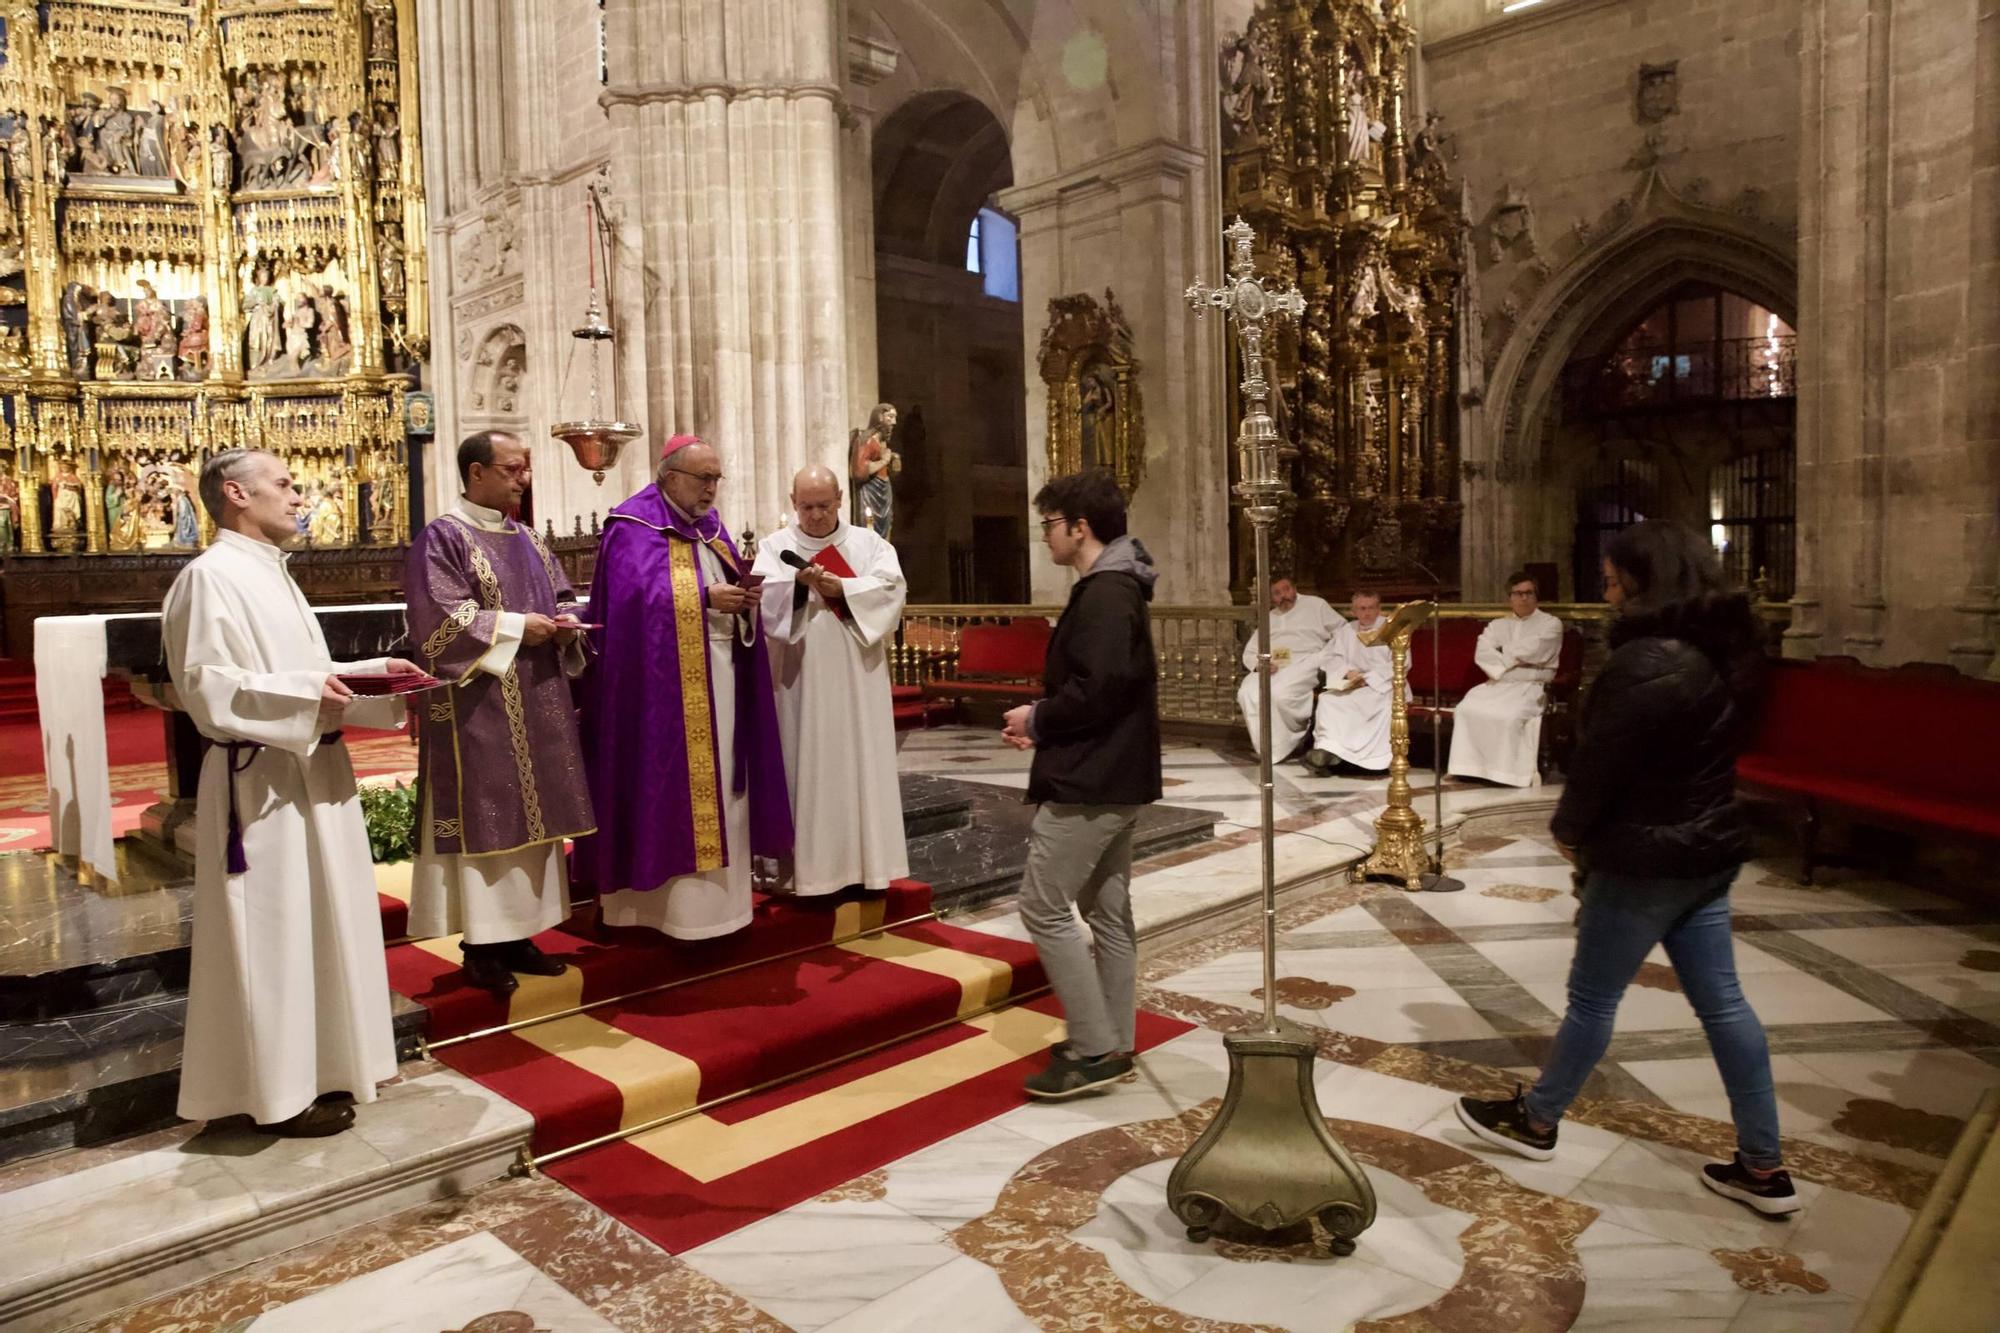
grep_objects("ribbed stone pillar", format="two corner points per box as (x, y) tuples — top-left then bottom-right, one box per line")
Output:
(603, 0), (851, 535)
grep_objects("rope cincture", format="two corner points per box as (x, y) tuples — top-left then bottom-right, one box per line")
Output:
(206, 729), (344, 874)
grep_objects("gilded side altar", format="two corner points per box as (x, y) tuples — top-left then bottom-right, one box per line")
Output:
(0, 0), (427, 560)
(1220, 0), (1464, 594)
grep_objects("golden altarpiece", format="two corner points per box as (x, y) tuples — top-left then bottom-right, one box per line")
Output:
(0, 0), (427, 651)
(1219, 0), (1464, 596)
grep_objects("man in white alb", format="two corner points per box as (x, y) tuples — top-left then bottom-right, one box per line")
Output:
(164, 448), (422, 1137)
(1448, 572), (1564, 787)
(1303, 590), (1395, 777)
(1236, 576), (1343, 759)
(754, 465), (910, 894)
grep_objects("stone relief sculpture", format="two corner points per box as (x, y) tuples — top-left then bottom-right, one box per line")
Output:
(1219, 31), (1269, 150)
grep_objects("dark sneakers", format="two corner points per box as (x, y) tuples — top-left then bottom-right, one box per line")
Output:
(1024, 1045), (1134, 1100)
(1454, 1085), (1558, 1161)
(1701, 1154), (1802, 1216)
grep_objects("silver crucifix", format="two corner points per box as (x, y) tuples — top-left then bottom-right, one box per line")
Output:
(1185, 215), (1307, 510)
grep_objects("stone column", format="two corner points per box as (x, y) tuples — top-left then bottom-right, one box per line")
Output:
(1002, 142), (1226, 606)
(840, 31), (895, 428)
(601, 0), (851, 537)
(1954, 0), (2000, 677)
(1790, 0), (1875, 659)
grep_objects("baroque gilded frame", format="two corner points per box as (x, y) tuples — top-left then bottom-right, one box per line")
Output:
(1038, 289), (1146, 496)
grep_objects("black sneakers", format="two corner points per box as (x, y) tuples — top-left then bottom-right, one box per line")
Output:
(1454, 1085), (1558, 1161)
(1024, 1045), (1134, 1100)
(1701, 1153), (1802, 1216)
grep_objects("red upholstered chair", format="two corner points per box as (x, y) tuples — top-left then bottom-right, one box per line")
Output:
(919, 619), (1052, 717)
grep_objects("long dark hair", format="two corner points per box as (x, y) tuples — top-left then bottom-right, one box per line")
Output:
(1605, 522), (1765, 713)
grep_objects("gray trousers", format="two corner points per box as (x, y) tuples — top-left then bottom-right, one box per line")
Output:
(1018, 802), (1141, 1060)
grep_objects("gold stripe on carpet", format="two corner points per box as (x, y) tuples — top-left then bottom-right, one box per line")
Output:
(373, 861), (413, 903)
(411, 934), (589, 1023)
(831, 896), (888, 939)
(836, 934), (1015, 1015)
(627, 1006), (1062, 1183)
(514, 1014), (704, 1130)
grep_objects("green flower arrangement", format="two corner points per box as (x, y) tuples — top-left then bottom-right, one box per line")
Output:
(359, 780), (416, 864)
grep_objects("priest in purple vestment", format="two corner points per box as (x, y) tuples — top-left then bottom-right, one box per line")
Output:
(578, 433), (793, 939)
(405, 430), (596, 995)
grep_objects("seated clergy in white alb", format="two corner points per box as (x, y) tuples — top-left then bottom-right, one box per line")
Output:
(1449, 572), (1564, 787)
(163, 449), (422, 1138)
(1303, 591), (1396, 777)
(753, 466), (910, 894)
(1236, 576), (1343, 758)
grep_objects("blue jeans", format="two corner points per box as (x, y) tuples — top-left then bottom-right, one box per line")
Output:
(1524, 867), (1784, 1169)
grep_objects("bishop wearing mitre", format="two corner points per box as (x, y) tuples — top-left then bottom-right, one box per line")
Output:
(753, 465), (910, 894)
(164, 449), (422, 1137)
(404, 431), (596, 996)
(578, 434), (794, 938)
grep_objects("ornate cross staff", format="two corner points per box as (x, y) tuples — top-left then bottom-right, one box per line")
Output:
(1168, 216), (1376, 1253)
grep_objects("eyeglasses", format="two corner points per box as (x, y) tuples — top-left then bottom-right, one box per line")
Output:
(669, 469), (725, 487)
(1038, 516), (1072, 533)
(486, 461), (531, 478)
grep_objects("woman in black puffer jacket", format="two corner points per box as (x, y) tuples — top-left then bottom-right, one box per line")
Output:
(1457, 524), (1800, 1216)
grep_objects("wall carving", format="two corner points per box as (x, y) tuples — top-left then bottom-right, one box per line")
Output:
(0, 0), (430, 559)
(466, 324), (526, 418)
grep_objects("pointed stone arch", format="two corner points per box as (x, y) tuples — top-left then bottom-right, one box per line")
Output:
(1462, 174), (1796, 595)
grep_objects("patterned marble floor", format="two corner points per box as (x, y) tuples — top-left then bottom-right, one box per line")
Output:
(57, 732), (2000, 1332)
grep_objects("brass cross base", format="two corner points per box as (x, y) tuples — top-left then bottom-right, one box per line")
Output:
(1166, 1019), (1377, 1254)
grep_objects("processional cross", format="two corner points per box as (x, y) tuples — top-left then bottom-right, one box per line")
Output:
(1185, 217), (1306, 517)
(1167, 216), (1377, 1254)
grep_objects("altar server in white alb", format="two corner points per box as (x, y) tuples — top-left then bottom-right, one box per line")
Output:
(754, 465), (910, 894)
(164, 448), (423, 1137)
(1449, 572), (1565, 787)
(1236, 576), (1343, 759)
(1303, 590), (1396, 776)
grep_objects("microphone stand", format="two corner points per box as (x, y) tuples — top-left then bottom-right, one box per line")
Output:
(1411, 561), (1463, 894)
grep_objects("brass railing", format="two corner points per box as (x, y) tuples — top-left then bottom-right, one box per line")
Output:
(896, 599), (1793, 727)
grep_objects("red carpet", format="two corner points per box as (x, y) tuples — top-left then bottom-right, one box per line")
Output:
(550, 999), (1191, 1253)
(387, 883), (1192, 1251)
(386, 881), (933, 1040)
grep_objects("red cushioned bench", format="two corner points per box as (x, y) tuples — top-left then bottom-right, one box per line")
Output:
(1404, 619), (1586, 775)
(918, 618), (1052, 718)
(1736, 657), (2000, 883)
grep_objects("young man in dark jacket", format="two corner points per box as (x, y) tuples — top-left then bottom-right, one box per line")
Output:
(1002, 468), (1162, 1099)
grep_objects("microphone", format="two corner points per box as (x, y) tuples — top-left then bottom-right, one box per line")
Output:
(779, 549), (809, 570)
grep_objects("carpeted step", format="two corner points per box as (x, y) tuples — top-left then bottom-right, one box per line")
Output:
(544, 992), (1193, 1254)
(384, 880), (933, 1042)
(439, 917), (1045, 1157)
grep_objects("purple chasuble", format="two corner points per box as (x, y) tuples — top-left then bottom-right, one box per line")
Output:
(405, 514), (595, 854)
(577, 484), (793, 892)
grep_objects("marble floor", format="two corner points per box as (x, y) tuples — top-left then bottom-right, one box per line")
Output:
(32, 730), (2000, 1331)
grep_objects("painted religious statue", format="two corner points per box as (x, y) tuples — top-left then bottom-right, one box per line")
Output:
(846, 402), (899, 540)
